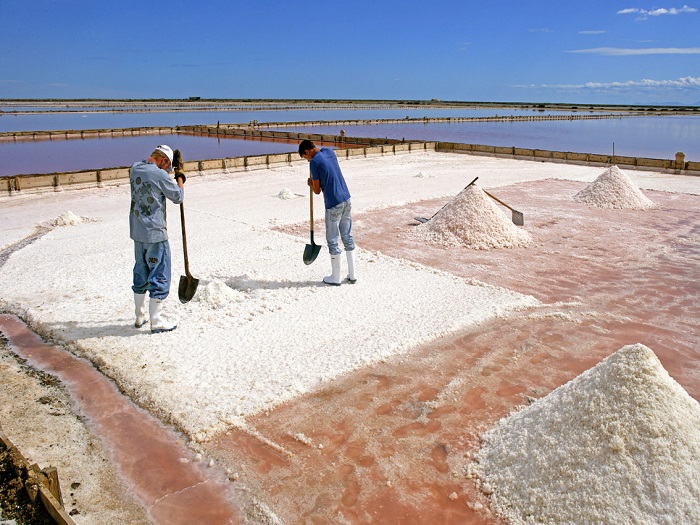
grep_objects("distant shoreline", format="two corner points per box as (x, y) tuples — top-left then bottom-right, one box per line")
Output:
(1, 98), (699, 115)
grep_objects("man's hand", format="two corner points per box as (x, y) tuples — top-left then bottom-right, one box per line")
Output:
(173, 149), (186, 183)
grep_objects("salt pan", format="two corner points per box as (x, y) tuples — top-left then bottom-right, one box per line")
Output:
(573, 165), (656, 209)
(472, 343), (700, 525)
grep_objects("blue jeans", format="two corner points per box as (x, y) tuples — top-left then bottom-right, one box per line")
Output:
(325, 199), (355, 256)
(132, 241), (171, 300)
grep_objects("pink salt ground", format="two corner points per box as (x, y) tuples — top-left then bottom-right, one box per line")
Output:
(1, 178), (698, 523)
(233, 178), (698, 523)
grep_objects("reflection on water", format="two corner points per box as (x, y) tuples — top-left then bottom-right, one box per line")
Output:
(278, 115), (700, 161)
(0, 107), (583, 133)
(0, 134), (298, 177)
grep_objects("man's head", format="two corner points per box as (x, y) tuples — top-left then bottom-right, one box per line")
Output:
(152, 145), (174, 173)
(298, 139), (316, 161)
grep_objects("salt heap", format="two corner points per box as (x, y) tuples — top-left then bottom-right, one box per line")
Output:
(471, 343), (700, 525)
(277, 188), (296, 200)
(416, 185), (531, 249)
(194, 280), (246, 308)
(573, 165), (656, 209)
(49, 210), (87, 227)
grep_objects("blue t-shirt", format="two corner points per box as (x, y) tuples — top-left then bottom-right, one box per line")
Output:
(310, 148), (351, 209)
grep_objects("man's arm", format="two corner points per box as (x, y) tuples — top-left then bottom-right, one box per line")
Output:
(307, 177), (321, 194)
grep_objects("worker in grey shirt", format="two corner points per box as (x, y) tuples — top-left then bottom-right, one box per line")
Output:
(129, 144), (185, 333)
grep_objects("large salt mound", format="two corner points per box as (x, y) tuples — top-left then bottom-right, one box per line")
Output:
(573, 165), (656, 209)
(471, 343), (700, 525)
(415, 185), (531, 250)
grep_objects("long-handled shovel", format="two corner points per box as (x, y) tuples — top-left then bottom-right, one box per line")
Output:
(303, 184), (322, 265)
(178, 202), (199, 303)
(415, 177), (478, 223)
(483, 190), (525, 226)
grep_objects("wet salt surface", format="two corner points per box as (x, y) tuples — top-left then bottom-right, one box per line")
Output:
(0, 315), (246, 524)
(1, 152), (698, 522)
(228, 178), (700, 522)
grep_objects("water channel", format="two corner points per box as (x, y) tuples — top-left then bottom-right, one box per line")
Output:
(2, 106), (699, 176)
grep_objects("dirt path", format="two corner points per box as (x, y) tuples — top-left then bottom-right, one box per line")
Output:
(216, 179), (699, 523)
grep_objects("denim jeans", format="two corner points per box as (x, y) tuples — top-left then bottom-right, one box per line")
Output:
(325, 199), (355, 255)
(132, 240), (171, 300)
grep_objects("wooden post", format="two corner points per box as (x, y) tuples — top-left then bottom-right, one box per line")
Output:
(43, 466), (63, 505)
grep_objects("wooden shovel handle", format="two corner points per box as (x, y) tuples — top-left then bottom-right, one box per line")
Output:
(179, 202), (191, 277)
(483, 189), (515, 212)
(309, 184), (315, 230)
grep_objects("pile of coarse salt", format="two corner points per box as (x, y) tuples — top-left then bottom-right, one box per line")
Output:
(49, 211), (87, 227)
(414, 185), (531, 250)
(193, 280), (246, 308)
(573, 165), (656, 209)
(277, 188), (297, 200)
(470, 343), (700, 525)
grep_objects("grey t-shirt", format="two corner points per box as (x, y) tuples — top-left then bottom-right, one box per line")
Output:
(129, 160), (184, 243)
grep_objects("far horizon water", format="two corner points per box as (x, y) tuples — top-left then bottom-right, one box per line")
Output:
(1, 107), (699, 177)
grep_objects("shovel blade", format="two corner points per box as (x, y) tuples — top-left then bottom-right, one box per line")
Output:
(414, 216), (429, 224)
(178, 275), (200, 304)
(512, 210), (524, 226)
(303, 243), (321, 265)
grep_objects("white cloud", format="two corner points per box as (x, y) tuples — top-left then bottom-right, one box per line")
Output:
(579, 30), (608, 35)
(514, 76), (700, 91)
(567, 47), (700, 55)
(617, 5), (697, 18)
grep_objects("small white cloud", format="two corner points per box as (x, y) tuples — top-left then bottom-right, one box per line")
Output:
(578, 30), (607, 35)
(567, 47), (700, 55)
(514, 76), (700, 91)
(618, 5), (697, 18)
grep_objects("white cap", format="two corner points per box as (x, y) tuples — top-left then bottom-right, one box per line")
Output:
(155, 145), (174, 170)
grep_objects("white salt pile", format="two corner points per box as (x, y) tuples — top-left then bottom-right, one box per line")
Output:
(414, 185), (531, 249)
(470, 343), (700, 525)
(276, 188), (297, 200)
(573, 165), (656, 209)
(49, 210), (87, 227)
(193, 280), (246, 308)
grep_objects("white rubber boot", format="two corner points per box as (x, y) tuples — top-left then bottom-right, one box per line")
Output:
(323, 254), (342, 286)
(134, 293), (148, 328)
(346, 250), (357, 284)
(149, 298), (177, 333)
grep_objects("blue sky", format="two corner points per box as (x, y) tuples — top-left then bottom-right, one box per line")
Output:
(1, 0), (698, 104)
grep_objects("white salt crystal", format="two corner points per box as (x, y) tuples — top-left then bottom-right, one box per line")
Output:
(472, 343), (700, 525)
(573, 165), (656, 209)
(412, 185), (531, 250)
(50, 210), (85, 227)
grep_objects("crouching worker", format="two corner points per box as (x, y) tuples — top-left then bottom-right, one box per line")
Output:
(129, 145), (186, 333)
(299, 139), (357, 285)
